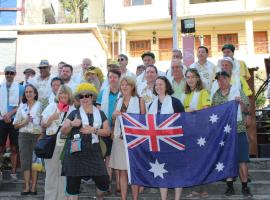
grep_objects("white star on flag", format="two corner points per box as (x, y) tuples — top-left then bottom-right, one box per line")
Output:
(219, 140), (225, 147)
(209, 114), (219, 124)
(215, 162), (224, 172)
(197, 137), (206, 147)
(224, 124), (231, 134)
(148, 159), (168, 179)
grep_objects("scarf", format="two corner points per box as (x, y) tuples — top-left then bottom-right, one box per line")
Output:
(79, 106), (101, 144)
(181, 91), (200, 111)
(148, 95), (174, 114)
(114, 96), (140, 138)
(0, 82), (20, 117)
(228, 86), (242, 121)
(58, 101), (69, 112)
(100, 87), (120, 118)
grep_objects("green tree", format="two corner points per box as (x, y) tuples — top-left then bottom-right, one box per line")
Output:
(60, 0), (88, 23)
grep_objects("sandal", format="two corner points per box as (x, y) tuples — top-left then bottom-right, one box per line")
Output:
(186, 191), (200, 198)
(200, 192), (209, 198)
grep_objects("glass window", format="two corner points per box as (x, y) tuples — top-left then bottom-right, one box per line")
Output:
(0, 11), (17, 25)
(0, 0), (17, 8)
(130, 40), (151, 57)
(217, 33), (238, 51)
(254, 31), (269, 54)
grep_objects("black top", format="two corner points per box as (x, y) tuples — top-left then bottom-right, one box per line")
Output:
(150, 96), (185, 114)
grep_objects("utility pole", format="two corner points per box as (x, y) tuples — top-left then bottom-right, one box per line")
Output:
(172, 0), (178, 49)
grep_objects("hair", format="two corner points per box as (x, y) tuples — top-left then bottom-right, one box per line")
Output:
(58, 61), (66, 65)
(172, 49), (183, 55)
(22, 84), (38, 103)
(120, 76), (137, 97)
(141, 52), (155, 60)
(118, 54), (128, 61)
(62, 64), (73, 73)
(171, 59), (184, 70)
(108, 68), (121, 78)
(145, 64), (158, 74)
(198, 46), (209, 54)
(153, 76), (174, 96)
(51, 77), (64, 86)
(184, 68), (204, 94)
(55, 85), (74, 105)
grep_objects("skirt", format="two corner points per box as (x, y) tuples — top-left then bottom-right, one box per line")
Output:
(109, 138), (127, 170)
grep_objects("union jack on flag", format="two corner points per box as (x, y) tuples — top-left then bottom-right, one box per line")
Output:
(121, 113), (185, 152)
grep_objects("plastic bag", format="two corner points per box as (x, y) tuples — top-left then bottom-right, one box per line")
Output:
(32, 152), (45, 172)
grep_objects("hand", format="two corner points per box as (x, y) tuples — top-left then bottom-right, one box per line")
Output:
(3, 113), (12, 123)
(79, 125), (95, 134)
(113, 110), (121, 118)
(50, 111), (60, 121)
(235, 96), (243, 104)
(28, 114), (33, 123)
(71, 117), (82, 128)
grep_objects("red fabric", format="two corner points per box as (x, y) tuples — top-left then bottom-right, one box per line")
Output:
(58, 102), (69, 112)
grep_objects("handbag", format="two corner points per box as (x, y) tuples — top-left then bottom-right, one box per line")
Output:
(35, 112), (67, 159)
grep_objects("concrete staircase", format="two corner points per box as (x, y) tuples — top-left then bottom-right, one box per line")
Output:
(0, 158), (270, 200)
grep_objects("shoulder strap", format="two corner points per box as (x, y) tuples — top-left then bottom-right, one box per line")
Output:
(55, 112), (68, 136)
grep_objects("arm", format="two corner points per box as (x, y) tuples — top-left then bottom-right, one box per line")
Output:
(41, 111), (60, 128)
(139, 98), (146, 114)
(95, 120), (110, 137)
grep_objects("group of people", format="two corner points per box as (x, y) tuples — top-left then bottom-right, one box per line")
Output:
(0, 43), (253, 200)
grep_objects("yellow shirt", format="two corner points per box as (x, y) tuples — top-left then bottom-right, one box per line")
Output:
(239, 60), (251, 81)
(183, 89), (211, 112)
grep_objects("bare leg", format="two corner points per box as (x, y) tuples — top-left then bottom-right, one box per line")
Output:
(239, 162), (248, 182)
(96, 188), (105, 200)
(31, 170), (38, 192)
(160, 188), (168, 200)
(175, 187), (182, 200)
(10, 145), (18, 174)
(119, 170), (128, 200)
(66, 196), (78, 200)
(131, 185), (139, 200)
(23, 170), (30, 192)
(115, 169), (120, 192)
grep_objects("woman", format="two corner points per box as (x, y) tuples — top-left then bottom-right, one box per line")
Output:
(110, 76), (146, 200)
(182, 68), (211, 198)
(13, 84), (42, 195)
(212, 71), (252, 197)
(148, 76), (184, 200)
(42, 85), (74, 200)
(182, 68), (211, 112)
(60, 83), (110, 200)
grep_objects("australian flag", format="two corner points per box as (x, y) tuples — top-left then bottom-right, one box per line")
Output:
(121, 101), (239, 188)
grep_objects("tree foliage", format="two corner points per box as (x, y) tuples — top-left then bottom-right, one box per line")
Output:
(60, 0), (88, 23)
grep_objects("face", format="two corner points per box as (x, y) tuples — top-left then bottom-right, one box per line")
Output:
(197, 48), (208, 61)
(78, 92), (93, 106)
(221, 60), (233, 75)
(171, 63), (183, 78)
(155, 78), (166, 96)
(145, 66), (157, 83)
(186, 71), (198, 90)
(136, 67), (145, 76)
(142, 56), (155, 67)
(51, 80), (62, 94)
(82, 58), (92, 70)
(121, 80), (133, 96)
(5, 71), (16, 83)
(58, 92), (69, 104)
(25, 86), (36, 101)
(108, 72), (120, 86)
(172, 51), (183, 60)
(85, 73), (97, 82)
(222, 49), (234, 59)
(217, 76), (230, 90)
(24, 72), (34, 80)
(39, 66), (50, 78)
(58, 63), (65, 75)
(60, 67), (72, 81)
(118, 57), (128, 68)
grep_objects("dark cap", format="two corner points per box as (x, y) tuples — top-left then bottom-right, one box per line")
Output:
(215, 71), (230, 79)
(222, 44), (235, 52)
(38, 59), (50, 68)
(23, 68), (36, 75)
(141, 51), (155, 60)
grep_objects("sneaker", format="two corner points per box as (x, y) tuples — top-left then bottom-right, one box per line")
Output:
(10, 173), (18, 181)
(224, 187), (235, 196)
(242, 187), (253, 197)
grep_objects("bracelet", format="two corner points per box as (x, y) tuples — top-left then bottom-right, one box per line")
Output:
(95, 128), (99, 135)
(243, 111), (250, 116)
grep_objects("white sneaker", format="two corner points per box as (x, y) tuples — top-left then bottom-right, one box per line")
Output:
(10, 173), (18, 181)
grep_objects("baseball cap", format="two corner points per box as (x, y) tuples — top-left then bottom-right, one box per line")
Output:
(4, 66), (16, 73)
(38, 59), (50, 68)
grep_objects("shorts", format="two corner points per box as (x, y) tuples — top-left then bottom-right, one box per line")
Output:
(66, 175), (110, 195)
(0, 120), (18, 147)
(102, 136), (112, 157)
(238, 132), (249, 163)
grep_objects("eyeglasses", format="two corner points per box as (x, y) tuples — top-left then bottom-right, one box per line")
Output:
(38, 67), (47, 70)
(117, 58), (125, 62)
(5, 72), (15, 76)
(78, 94), (92, 99)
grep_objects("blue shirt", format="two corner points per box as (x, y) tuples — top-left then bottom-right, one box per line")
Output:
(96, 89), (119, 127)
(6, 84), (24, 118)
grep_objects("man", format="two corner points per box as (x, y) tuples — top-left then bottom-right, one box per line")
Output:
(57, 61), (66, 77)
(190, 46), (216, 91)
(96, 68), (121, 183)
(20, 68), (36, 87)
(48, 77), (64, 104)
(83, 68), (101, 91)
(117, 54), (136, 79)
(136, 65), (146, 77)
(169, 59), (185, 101)
(60, 64), (77, 91)
(222, 44), (251, 80)
(0, 66), (24, 180)
(72, 58), (93, 84)
(28, 59), (53, 110)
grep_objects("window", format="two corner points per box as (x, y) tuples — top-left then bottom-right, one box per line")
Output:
(123, 0), (152, 7)
(159, 38), (173, 61)
(217, 33), (238, 51)
(195, 35), (212, 57)
(0, 0), (17, 25)
(130, 40), (151, 57)
(254, 31), (269, 54)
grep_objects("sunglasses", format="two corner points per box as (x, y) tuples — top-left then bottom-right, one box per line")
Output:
(38, 66), (47, 70)
(5, 72), (15, 76)
(78, 94), (92, 99)
(118, 58), (125, 62)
